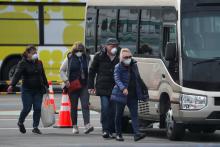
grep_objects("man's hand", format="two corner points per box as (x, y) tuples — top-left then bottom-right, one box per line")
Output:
(123, 88), (128, 96)
(88, 89), (96, 95)
(7, 86), (13, 93)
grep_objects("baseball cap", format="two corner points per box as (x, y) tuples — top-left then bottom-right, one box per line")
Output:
(105, 38), (119, 45)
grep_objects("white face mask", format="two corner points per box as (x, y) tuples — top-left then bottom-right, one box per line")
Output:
(31, 53), (38, 60)
(76, 52), (83, 57)
(111, 47), (117, 55)
(123, 58), (131, 65)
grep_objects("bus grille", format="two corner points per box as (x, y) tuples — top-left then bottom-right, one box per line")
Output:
(138, 100), (149, 117)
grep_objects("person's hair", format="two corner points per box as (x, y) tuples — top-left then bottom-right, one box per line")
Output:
(71, 41), (86, 54)
(119, 48), (132, 62)
(22, 45), (37, 58)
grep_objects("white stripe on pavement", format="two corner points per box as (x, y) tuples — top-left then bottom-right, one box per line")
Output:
(0, 110), (99, 115)
(0, 118), (100, 121)
(0, 127), (102, 130)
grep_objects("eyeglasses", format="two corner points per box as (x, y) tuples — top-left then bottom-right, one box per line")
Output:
(75, 50), (83, 53)
(123, 56), (132, 59)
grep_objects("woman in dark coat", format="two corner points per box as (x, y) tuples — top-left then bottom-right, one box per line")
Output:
(111, 48), (148, 141)
(7, 45), (49, 134)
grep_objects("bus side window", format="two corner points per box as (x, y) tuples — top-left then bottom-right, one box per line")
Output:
(97, 9), (117, 51)
(118, 9), (139, 54)
(85, 7), (97, 54)
(139, 9), (162, 57)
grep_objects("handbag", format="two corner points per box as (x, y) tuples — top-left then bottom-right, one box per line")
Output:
(68, 79), (82, 93)
(41, 94), (55, 127)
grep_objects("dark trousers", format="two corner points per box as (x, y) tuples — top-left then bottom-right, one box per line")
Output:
(100, 96), (115, 133)
(115, 98), (139, 135)
(69, 87), (90, 126)
(19, 87), (43, 128)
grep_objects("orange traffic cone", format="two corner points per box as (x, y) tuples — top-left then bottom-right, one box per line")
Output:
(48, 81), (57, 113)
(54, 91), (72, 128)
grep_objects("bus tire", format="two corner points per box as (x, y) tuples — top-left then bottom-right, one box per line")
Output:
(166, 109), (185, 140)
(2, 58), (20, 80)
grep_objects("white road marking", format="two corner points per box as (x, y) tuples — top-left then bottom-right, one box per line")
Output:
(0, 118), (100, 121)
(0, 110), (99, 115)
(0, 127), (102, 130)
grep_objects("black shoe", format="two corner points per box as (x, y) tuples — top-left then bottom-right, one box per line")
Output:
(116, 135), (124, 141)
(102, 132), (109, 138)
(134, 133), (146, 142)
(32, 128), (42, 134)
(17, 122), (26, 134)
(109, 133), (115, 139)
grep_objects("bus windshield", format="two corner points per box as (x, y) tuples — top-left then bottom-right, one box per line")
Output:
(182, 11), (220, 59)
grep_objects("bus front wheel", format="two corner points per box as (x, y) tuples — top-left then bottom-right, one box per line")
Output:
(166, 109), (185, 140)
(2, 58), (20, 80)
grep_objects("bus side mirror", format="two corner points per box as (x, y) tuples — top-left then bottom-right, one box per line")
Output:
(165, 42), (176, 61)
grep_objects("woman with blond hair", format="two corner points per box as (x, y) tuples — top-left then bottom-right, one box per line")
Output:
(60, 42), (94, 134)
(111, 48), (148, 141)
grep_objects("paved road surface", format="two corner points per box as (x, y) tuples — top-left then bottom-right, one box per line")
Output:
(0, 94), (220, 147)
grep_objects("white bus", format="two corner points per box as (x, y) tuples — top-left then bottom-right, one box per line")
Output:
(85, 0), (220, 140)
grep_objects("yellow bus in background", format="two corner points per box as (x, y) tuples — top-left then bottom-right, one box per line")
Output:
(0, 0), (86, 83)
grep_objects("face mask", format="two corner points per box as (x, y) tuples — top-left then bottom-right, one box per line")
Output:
(111, 47), (117, 55)
(76, 52), (83, 57)
(31, 53), (38, 60)
(123, 58), (131, 65)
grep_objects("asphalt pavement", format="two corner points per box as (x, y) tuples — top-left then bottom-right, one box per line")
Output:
(0, 94), (220, 147)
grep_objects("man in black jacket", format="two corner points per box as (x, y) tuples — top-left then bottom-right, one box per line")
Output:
(88, 38), (119, 138)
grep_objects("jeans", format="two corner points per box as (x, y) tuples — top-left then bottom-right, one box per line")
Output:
(69, 87), (90, 126)
(100, 96), (115, 133)
(19, 87), (43, 128)
(115, 97), (139, 135)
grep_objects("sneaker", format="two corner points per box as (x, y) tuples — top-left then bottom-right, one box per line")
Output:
(32, 128), (42, 134)
(102, 131), (109, 138)
(134, 133), (146, 142)
(84, 124), (94, 134)
(17, 122), (26, 134)
(72, 125), (79, 134)
(116, 134), (124, 141)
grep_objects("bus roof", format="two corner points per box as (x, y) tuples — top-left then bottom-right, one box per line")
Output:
(87, 0), (177, 7)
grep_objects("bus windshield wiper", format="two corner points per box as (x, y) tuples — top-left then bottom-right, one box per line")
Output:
(193, 57), (220, 65)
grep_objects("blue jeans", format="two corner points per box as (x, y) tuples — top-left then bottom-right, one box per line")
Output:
(115, 98), (139, 135)
(69, 87), (90, 126)
(100, 96), (115, 133)
(19, 87), (43, 128)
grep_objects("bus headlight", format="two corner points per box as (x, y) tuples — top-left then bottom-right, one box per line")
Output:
(180, 94), (207, 110)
